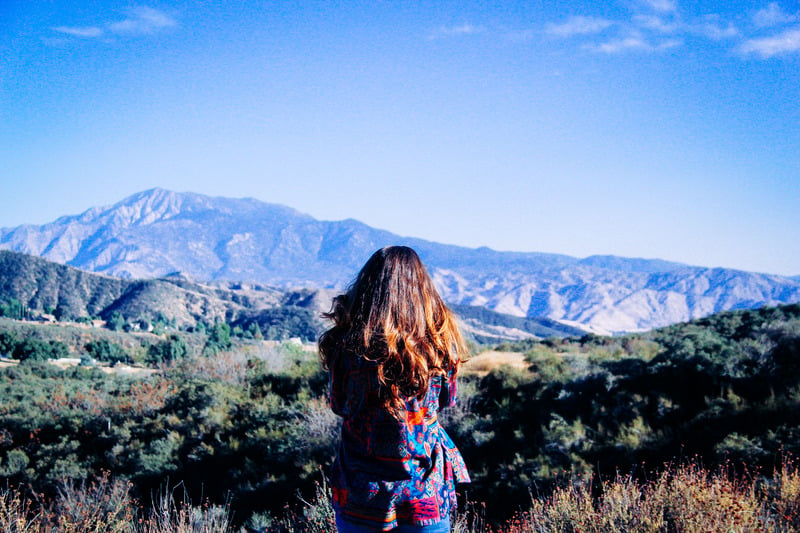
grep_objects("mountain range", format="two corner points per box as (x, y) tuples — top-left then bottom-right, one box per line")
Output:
(2, 188), (799, 334)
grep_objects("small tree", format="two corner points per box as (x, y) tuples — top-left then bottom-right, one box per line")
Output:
(205, 322), (232, 354)
(13, 338), (52, 361)
(106, 311), (126, 331)
(84, 339), (132, 365)
(147, 334), (188, 366)
(0, 330), (21, 356)
(0, 299), (26, 320)
(247, 322), (263, 340)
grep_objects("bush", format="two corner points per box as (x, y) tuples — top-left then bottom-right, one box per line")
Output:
(0, 331), (20, 356)
(12, 338), (69, 361)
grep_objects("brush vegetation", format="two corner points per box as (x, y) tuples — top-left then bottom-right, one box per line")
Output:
(0, 303), (798, 531)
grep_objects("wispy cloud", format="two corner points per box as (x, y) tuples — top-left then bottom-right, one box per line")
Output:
(633, 14), (680, 34)
(641, 0), (678, 14)
(753, 3), (797, 28)
(546, 2), (800, 60)
(428, 23), (485, 40)
(592, 35), (651, 53)
(588, 33), (681, 54)
(690, 16), (738, 40)
(429, 3), (795, 61)
(52, 26), (104, 38)
(48, 7), (175, 42)
(739, 25), (800, 57)
(656, 38), (682, 50)
(109, 6), (176, 35)
(546, 16), (613, 38)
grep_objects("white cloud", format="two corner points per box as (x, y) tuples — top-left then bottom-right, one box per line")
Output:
(634, 14), (680, 34)
(587, 30), (682, 54)
(546, 16), (613, 38)
(691, 17), (739, 40)
(49, 7), (176, 44)
(51, 26), (104, 38)
(657, 38), (683, 50)
(753, 3), (797, 28)
(642, 0), (678, 13)
(739, 25), (800, 57)
(108, 7), (176, 35)
(428, 23), (485, 40)
(591, 35), (651, 53)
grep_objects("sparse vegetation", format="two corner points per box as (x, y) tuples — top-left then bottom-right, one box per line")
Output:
(0, 301), (799, 530)
(1, 456), (800, 531)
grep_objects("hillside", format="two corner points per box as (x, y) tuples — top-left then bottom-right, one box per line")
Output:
(2, 296), (800, 529)
(2, 188), (799, 332)
(0, 250), (322, 336)
(0, 250), (574, 342)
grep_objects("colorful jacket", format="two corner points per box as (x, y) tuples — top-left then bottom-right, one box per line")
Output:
(328, 348), (470, 530)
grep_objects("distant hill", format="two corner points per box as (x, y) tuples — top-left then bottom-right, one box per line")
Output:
(2, 188), (799, 333)
(0, 249), (319, 334)
(451, 304), (585, 343)
(0, 250), (573, 342)
(0, 250), (128, 319)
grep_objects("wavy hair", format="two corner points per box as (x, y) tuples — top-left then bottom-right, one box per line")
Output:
(318, 246), (468, 417)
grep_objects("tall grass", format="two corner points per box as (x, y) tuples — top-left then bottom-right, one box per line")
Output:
(0, 475), (232, 533)
(1, 457), (799, 532)
(501, 457), (800, 533)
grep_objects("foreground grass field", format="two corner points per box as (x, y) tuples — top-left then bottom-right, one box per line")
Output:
(2, 303), (800, 530)
(3, 456), (800, 532)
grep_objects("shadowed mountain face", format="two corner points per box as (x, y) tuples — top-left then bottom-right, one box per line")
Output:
(2, 188), (799, 333)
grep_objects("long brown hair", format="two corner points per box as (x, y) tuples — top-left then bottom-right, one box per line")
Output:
(318, 246), (468, 416)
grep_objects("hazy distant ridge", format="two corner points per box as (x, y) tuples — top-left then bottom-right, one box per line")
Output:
(2, 188), (798, 333)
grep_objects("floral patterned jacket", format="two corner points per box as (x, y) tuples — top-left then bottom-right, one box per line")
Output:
(328, 348), (470, 530)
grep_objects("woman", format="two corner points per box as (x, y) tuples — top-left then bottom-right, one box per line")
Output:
(319, 246), (470, 532)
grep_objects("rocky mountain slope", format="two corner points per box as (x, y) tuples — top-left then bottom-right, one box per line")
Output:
(2, 188), (799, 333)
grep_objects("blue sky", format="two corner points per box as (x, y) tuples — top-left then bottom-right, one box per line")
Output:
(1, 1), (799, 275)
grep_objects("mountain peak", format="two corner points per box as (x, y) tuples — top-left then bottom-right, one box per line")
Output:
(109, 188), (187, 227)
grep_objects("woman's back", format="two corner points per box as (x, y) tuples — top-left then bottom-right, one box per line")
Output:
(319, 247), (470, 532)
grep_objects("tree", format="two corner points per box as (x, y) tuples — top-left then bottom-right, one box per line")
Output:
(147, 335), (188, 366)
(106, 312), (126, 332)
(13, 338), (55, 361)
(84, 339), (132, 365)
(0, 331), (21, 356)
(205, 323), (232, 354)
(246, 322), (263, 340)
(0, 299), (26, 320)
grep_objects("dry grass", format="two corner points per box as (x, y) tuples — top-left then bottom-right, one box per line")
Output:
(0, 475), (231, 533)
(138, 484), (232, 533)
(502, 459), (800, 533)
(462, 351), (530, 376)
(3, 458), (800, 532)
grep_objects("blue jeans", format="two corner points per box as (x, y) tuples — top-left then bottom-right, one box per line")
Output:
(335, 513), (451, 532)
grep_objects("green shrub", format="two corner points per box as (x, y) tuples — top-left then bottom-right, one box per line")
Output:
(84, 338), (132, 365)
(147, 334), (188, 366)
